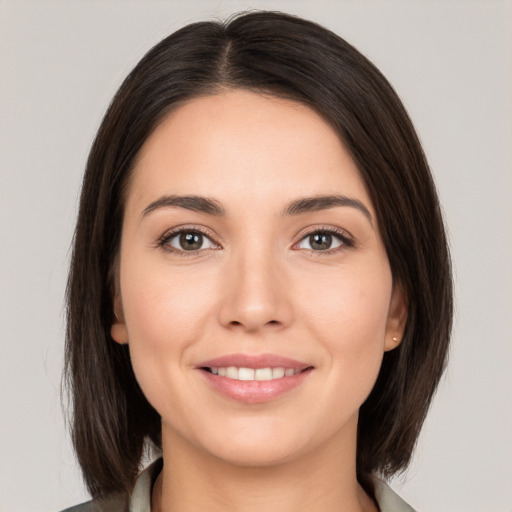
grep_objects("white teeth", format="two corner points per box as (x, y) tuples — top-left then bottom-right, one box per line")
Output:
(255, 368), (273, 380)
(209, 366), (302, 381)
(238, 367), (255, 381)
(272, 367), (285, 379)
(226, 366), (238, 379)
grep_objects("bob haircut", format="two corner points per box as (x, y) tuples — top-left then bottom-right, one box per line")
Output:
(65, 10), (452, 499)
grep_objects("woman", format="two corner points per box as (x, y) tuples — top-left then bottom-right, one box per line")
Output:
(64, 11), (452, 512)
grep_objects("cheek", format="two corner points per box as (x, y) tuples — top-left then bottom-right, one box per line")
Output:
(298, 260), (393, 384)
(119, 260), (218, 405)
(121, 260), (216, 346)
(301, 258), (392, 331)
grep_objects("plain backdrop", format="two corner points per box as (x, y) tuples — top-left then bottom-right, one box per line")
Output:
(0, 1), (511, 511)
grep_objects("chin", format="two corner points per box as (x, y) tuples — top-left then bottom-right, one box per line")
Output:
(191, 417), (323, 469)
(208, 441), (303, 468)
(161, 416), (293, 467)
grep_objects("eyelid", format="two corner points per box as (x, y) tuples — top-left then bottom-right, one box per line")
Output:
(157, 224), (222, 254)
(292, 225), (355, 252)
(156, 224), (354, 256)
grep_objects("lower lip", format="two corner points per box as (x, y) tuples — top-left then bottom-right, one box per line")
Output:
(199, 369), (313, 404)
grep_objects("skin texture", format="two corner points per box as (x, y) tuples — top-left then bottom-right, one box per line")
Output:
(111, 90), (406, 512)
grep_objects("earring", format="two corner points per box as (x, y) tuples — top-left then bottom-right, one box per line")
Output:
(392, 337), (399, 343)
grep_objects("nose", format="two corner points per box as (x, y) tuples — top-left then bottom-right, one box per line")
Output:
(217, 246), (293, 333)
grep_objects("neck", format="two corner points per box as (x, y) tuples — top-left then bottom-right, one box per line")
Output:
(152, 420), (377, 512)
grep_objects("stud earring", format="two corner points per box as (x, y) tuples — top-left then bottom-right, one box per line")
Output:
(392, 337), (399, 343)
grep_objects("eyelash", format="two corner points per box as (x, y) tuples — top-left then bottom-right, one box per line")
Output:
(157, 226), (220, 257)
(157, 225), (354, 257)
(295, 226), (355, 254)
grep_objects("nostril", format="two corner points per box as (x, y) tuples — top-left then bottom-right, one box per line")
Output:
(225, 319), (283, 336)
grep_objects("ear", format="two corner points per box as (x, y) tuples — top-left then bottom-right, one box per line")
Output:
(384, 282), (408, 352)
(111, 290), (129, 345)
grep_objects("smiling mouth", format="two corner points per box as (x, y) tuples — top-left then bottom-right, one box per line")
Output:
(201, 366), (309, 381)
(198, 357), (313, 403)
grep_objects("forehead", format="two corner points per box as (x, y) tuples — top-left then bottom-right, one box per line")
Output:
(128, 89), (372, 214)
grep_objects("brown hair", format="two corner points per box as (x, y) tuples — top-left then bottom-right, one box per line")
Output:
(65, 10), (452, 499)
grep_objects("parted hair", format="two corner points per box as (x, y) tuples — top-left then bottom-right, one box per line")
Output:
(65, 10), (452, 499)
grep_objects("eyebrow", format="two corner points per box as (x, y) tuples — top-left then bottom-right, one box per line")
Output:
(281, 195), (372, 223)
(141, 195), (226, 218)
(141, 194), (372, 224)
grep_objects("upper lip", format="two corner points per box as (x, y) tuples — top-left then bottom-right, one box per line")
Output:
(197, 353), (311, 370)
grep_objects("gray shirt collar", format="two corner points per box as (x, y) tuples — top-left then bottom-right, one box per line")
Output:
(129, 459), (417, 512)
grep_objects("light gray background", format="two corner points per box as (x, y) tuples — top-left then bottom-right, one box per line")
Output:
(1, 1), (511, 511)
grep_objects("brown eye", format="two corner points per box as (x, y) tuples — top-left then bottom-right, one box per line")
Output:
(165, 230), (216, 252)
(297, 230), (346, 251)
(309, 233), (333, 250)
(179, 232), (203, 250)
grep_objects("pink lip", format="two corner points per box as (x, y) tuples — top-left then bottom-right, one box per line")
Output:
(197, 353), (309, 370)
(196, 353), (313, 404)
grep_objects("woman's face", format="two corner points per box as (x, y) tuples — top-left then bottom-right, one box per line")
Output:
(112, 90), (406, 466)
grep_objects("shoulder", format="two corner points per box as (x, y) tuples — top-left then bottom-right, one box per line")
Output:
(59, 458), (162, 512)
(373, 478), (417, 512)
(59, 492), (128, 512)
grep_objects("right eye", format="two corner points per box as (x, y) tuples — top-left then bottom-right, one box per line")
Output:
(161, 229), (218, 254)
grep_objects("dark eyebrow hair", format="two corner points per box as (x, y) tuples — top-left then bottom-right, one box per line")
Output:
(141, 194), (372, 225)
(141, 195), (226, 218)
(282, 195), (373, 224)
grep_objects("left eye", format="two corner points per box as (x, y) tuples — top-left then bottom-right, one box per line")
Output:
(297, 231), (345, 251)
(166, 231), (217, 251)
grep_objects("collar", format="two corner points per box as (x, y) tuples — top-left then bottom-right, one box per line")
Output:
(130, 458), (416, 512)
